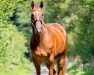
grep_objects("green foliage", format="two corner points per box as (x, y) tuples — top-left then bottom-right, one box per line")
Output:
(0, 0), (31, 75)
(14, 1), (31, 26)
(10, 0), (33, 47)
(45, 0), (63, 23)
(0, 24), (26, 72)
(0, 0), (24, 21)
(0, 0), (94, 75)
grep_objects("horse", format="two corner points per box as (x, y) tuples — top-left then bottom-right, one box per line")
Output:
(30, 1), (68, 75)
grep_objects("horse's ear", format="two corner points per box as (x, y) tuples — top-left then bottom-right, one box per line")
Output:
(31, 1), (34, 9)
(40, 1), (43, 8)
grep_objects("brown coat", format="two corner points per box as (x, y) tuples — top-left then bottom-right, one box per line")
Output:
(30, 23), (68, 75)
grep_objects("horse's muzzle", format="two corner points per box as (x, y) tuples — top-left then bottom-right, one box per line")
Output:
(37, 28), (43, 34)
(34, 27), (43, 34)
(35, 20), (43, 34)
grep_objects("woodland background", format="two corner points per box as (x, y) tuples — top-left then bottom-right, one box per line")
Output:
(0, 0), (94, 75)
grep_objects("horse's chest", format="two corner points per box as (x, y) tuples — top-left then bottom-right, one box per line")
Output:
(42, 34), (54, 49)
(32, 50), (50, 61)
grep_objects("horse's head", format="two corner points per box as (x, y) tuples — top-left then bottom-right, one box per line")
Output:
(31, 1), (44, 34)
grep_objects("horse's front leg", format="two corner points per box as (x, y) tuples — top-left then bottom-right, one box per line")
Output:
(32, 57), (41, 75)
(49, 63), (54, 75)
(46, 63), (56, 75)
(49, 53), (55, 75)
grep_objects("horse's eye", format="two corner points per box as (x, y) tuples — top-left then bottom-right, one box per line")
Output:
(42, 14), (43, 16)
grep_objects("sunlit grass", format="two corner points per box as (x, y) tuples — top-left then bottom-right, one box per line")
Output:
(0, 61), (33, 75)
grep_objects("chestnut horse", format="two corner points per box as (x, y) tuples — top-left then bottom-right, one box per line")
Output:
(30, 1), (68, 75)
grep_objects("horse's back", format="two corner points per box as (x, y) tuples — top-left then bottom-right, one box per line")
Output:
(45, 23), (68, 55)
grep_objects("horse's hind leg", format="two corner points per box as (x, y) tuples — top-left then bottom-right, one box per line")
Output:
(32, 57), (41, 75)
(57, 51), (66, 75)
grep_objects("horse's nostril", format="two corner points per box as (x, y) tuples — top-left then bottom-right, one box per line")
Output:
(41, 28), (43, 32)
(36, 28), (43, 34)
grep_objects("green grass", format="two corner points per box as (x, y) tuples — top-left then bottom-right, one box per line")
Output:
(68, 59), (94, 75)
(0, 61), (34, 75)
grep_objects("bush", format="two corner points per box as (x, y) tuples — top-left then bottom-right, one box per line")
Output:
(0, 23), (27, 73)
(0, 0), (28, 74)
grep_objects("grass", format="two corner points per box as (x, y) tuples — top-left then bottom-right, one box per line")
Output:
(0, 60), (34, 75)
(0, 55), (94, 75)
(67, 57), (94, 75)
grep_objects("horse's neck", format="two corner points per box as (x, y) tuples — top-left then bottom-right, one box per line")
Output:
(33, 32), (40, 39)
